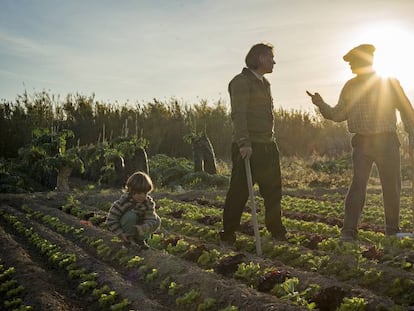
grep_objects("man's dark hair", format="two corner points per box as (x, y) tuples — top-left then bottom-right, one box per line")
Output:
(245, 43), (274, 69)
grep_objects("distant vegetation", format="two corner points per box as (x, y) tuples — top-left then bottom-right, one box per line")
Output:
(1, 90), (412, 193)
(0, 90), (357, 159)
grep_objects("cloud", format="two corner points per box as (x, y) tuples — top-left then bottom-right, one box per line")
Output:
(0, 30), (50, 57)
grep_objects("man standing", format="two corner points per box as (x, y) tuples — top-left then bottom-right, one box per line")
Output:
(307, 44), (414, 241)
(219, 43), (287, 244)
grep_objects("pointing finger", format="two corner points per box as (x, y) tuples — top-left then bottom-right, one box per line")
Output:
(306, 90), (314, 97)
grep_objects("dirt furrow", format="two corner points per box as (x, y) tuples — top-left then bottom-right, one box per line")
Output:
(0, 203), (170, 311)
(0, 225), (87, 310)
(3, 201), (309, 310)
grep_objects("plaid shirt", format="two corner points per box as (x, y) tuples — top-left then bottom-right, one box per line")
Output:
(106, 193), (160, 235)
(318, 72), (414, 145)
(229, 68), (275, 148)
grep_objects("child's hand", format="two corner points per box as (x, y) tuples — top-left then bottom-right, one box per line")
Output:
(119, 233), (132, 244)
(135, 225), (144, 236)
(135, 224), (150, 236)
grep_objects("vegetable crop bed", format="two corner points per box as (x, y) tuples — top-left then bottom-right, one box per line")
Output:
(0, 186), (414, 311)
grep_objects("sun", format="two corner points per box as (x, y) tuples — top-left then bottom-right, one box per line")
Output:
(349, 22), (414, 87)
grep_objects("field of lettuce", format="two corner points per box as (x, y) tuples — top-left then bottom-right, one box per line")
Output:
(1, 162), (414, 311)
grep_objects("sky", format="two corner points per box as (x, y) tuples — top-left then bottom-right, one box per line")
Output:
(1, 0), (414, 113)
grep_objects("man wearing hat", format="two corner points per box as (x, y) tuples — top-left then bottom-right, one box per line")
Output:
(307, 44), (414, 241)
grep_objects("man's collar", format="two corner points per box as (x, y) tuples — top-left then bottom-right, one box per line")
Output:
(242, 67), (270, 86)
(250, 69), (264, 81)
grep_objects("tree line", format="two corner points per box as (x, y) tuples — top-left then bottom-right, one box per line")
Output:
(0, 91), (355, 160)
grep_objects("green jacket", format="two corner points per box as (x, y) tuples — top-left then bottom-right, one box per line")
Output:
(228, 67), (274, 148)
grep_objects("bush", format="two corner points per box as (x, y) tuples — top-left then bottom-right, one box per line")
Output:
(310, 154), (352, 174)
(149, 154), (228, 189)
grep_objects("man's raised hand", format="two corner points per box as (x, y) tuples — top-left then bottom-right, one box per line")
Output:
(306, 90), (324, 106)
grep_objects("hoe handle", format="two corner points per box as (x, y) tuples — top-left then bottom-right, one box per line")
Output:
(244, 158), (262, 256)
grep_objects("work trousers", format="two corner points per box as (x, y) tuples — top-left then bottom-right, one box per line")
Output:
(223, 142), (286, 236)
(343, 132), (401, 237)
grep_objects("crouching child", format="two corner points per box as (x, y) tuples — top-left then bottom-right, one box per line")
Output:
(106, 171), (161, 250)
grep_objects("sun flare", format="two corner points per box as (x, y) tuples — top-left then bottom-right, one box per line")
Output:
(350, 23), (414, 87)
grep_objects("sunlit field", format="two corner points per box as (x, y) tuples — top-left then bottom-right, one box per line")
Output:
(2, 90), (414, 309)
(1, 146), (414, 310)
(2, 0), (414, 309)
